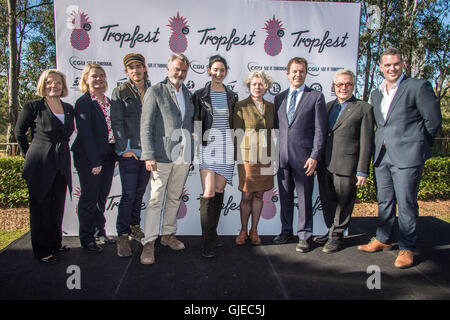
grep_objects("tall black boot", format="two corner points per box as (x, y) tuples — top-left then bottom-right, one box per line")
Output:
(200, 196), (216, 258)
(213, 192), (224, 247)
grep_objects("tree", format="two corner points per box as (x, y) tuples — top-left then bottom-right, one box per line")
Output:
(1, 0), (54, 155)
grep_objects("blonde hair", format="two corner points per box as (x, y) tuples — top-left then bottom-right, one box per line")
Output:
(79, 63), (108, 93)
(36, 69), (69, 97)
(244, 70), (274, 90)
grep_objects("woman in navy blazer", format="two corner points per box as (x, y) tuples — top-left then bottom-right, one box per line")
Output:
(15, 69), (75, 263)
(71, 63), (117, 252)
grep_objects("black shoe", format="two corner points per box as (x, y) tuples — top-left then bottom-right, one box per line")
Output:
(313, 234), (329, 245)
(213, 235), (224, 248)
(201, 246), (216, 258)
(54, 245), (70, 255)
(84, 241), (103, 253)
(273, 233), (294, 245)
(96, 235), (116, 244)
(322, 237), (343, 254)
(295, 239), (311, 253)
(40, 255), (58, 264)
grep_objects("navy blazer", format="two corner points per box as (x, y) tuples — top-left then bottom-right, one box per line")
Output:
(15, 98), (75, 202)
(370, 76), (441, 168)
(71, 91), (115, 168)
(274, 86), (327, 170)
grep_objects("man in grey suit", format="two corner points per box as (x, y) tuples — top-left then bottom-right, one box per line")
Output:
(358, 48), (442, 269)
(140, 53), (195, 265)
(317, 69), (374, 253)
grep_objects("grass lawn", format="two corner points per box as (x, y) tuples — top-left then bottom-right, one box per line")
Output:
(0, 229), (29, 251)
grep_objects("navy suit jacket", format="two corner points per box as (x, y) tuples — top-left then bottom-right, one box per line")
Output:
(275, 86), (327, 170)
(370, 76), (441, 168)
(71, 91), (116, 169)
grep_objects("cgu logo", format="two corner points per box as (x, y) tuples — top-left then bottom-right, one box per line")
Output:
(307, 64), (320, 76)
(190, 61), (206, 74)
(69, 56), (86, 70)
(247, 61), (263, 72)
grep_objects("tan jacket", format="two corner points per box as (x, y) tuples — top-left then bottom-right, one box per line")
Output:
(233, 96), (275, 163)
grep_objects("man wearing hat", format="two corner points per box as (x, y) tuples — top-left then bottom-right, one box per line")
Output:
(111, 53), (151, 257)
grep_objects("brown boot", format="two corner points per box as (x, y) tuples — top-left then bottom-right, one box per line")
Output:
(249, 229), (261, 245)
(140, 240), (155, 265)
(117, 234), (132, 258)
(235, 230), (248, 245)
(161, 234), (185, 250)
(358, 238), (392, 252)
(394, 250), (414, 269)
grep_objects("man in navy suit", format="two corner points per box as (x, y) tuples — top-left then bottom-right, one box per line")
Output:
(273, 57), (327, 252)
(358, 48), (441, 269)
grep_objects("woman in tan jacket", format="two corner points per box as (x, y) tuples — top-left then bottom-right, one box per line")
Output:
(233, 71), (275, 245)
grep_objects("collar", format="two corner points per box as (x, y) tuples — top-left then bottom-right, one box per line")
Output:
(379, 73), (405, 93)
(289, 84), (305, 96)
(131, 79), (151, 92)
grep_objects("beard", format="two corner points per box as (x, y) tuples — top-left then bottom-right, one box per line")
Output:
(168, 75), (184, 87)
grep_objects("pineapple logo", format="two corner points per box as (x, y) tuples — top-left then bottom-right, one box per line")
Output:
(167, 12), (190, 53)
(66, 5), (92, 51)
(263, 15), (285, 57)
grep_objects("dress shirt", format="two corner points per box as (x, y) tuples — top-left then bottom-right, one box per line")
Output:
(169, 82), (186, 120)
(286, 84), (305, 116)
(379, 73), (405, 120)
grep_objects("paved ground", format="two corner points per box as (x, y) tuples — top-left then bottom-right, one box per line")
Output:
(0, 217), (449, 304)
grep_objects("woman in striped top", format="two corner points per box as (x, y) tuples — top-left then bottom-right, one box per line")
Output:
(193, 55), (238, 258)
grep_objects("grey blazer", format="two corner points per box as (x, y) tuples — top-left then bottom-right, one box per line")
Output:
(140, 78), (195, 163)
(371, 76), (441, 168)
(322, 96), (374, 176)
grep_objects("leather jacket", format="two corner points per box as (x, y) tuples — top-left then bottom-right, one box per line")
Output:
(110, 80), (150, 155)
(193, 81), (238, 146)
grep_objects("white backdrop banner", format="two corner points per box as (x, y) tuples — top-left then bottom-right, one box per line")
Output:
(54, 0), (361, 236)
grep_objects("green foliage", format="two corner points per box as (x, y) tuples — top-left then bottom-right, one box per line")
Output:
(356, 157), (449, 203)
(418, 157), (450, 200)
(0, 156), (28, 208)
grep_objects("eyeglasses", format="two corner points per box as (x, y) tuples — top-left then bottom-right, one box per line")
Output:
(334, 82), (354, 88)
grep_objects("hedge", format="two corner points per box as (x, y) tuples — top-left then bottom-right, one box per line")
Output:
(0, 156), (448, 208)
(0, 157), (28, 208)
(357, 156), (450, 202)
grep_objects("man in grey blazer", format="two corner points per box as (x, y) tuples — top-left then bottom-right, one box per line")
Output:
(139, 53), (195, 265)
(358, 48), (442, 269)
(317, 69), (374, 253)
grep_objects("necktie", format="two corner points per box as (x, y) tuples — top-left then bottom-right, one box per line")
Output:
(287, 90), (297, 125)
(328, 103), (342, 130)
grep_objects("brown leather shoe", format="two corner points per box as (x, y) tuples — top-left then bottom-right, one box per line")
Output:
(249, 229), (261, 245)
(161, 234), (185, 250)
(235, 230), (248, 245)
(140, 240), (155, 265)
(357, 238), (392, 252)
(395, 250), (414, 269)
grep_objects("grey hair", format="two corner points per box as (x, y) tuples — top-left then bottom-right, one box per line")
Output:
(168, 53), (190, 67)
(333, 69), (356, 85)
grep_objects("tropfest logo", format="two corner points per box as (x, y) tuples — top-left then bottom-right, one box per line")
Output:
(66, 5), (92, 51)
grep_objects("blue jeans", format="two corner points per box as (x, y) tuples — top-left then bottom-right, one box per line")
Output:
(116, 156), (151, 236)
